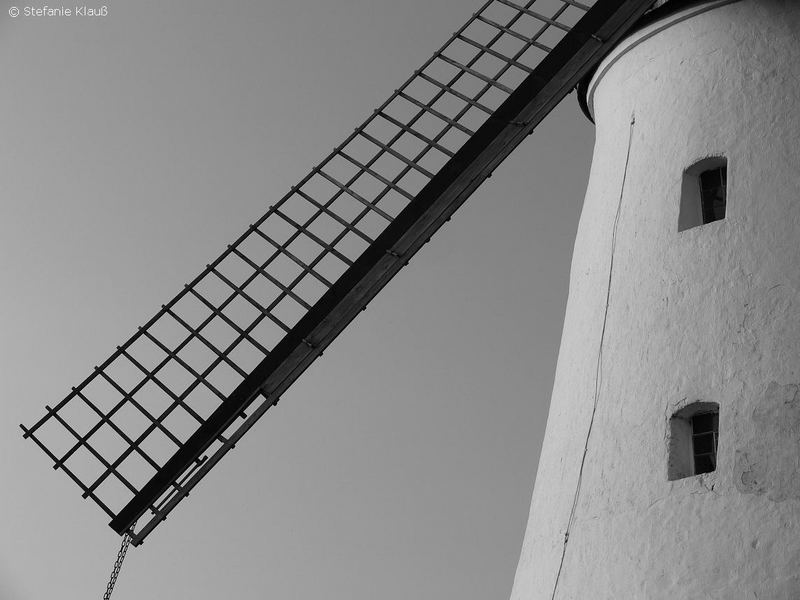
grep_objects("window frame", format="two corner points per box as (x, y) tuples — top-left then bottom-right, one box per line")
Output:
(678, 157), (728, 232)
(667, 401), (720, 481)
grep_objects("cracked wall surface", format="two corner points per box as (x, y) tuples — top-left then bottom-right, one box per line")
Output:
(735, 382), (800, 502)
(510, 1), (800, 599)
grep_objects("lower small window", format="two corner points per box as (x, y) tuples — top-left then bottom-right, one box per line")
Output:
(690, 411), (718, 475)
(678, 157), (727, 231)
(668, 402), (719, 481)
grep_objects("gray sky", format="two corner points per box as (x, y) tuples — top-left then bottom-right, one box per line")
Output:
(1, 1), (593, 598)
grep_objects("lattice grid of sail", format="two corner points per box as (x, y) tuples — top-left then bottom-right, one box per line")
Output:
(22, 0), (653, 545)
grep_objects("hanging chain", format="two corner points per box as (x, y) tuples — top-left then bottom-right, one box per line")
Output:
(103, 522), (136, 600)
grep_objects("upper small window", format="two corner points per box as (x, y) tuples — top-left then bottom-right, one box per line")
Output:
(678, 157), (727, 231)
(668, 402), (719, 481)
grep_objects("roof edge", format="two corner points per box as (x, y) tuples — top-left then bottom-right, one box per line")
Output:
(577, 0), (729, 122)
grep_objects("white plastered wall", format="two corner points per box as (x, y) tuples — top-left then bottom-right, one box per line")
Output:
(510, 1), (800, 598)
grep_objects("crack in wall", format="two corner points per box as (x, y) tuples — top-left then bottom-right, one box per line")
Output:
(734, 382), (800, 502)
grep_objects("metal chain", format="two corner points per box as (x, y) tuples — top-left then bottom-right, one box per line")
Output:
(103, 522), (136, 600)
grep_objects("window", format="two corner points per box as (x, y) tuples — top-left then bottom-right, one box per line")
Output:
(678, 157), (727, 231)
(668, 402), (719, 481)
(690, 411), (718, 475)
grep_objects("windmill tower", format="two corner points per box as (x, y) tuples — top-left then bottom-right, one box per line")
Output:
(511, 1), (800, 598)
(19, 0), (799, 597)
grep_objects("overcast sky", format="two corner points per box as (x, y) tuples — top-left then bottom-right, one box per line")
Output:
(0, 1), (593, 598)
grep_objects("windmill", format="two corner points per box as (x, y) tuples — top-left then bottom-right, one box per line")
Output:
(21, 0), (798, 598)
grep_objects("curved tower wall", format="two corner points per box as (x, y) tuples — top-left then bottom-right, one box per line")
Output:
(510, 1), (800, 598)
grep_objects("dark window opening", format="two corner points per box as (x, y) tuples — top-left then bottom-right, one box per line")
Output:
(699, 166), (727, 224)
(667, 402), (719, 481)
(690, 411), (719, 475)
(678, 157), (728, 231)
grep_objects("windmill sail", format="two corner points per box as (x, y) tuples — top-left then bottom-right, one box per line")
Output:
(22, 0), (653, 546)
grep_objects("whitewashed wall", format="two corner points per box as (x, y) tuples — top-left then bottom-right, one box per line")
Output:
(511, 1), (800, 597)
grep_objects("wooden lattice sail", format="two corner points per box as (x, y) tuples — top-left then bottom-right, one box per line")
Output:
(21, 0), (654, 545)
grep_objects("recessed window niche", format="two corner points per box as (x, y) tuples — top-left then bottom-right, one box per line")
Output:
(668, 402), (719, 481)
(678, 157), (727, 231)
